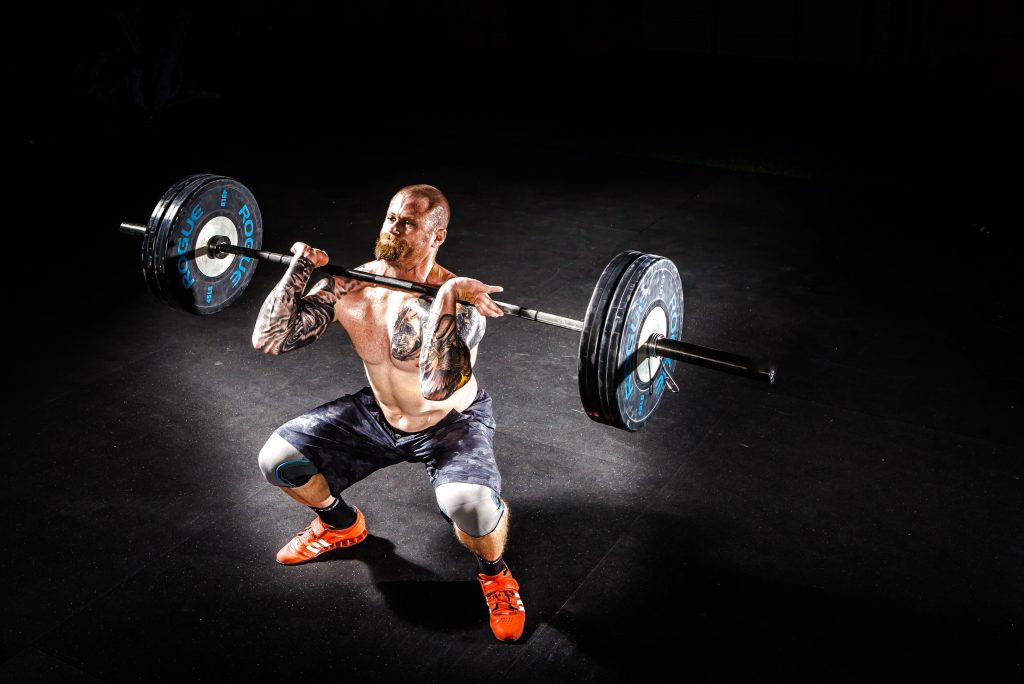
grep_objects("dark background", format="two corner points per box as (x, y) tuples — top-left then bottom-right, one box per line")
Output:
(3, 1), (1022, 682)
(9, 0), (1023, 229)
(7, 0), (1023, 330)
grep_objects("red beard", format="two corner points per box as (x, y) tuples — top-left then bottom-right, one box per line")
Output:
(374, 235), (411, 262)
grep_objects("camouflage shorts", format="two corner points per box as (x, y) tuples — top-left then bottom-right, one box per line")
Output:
(274, 386), (501, 497)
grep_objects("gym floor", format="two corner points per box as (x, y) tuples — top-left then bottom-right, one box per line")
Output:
(4, 8), (1022, 682)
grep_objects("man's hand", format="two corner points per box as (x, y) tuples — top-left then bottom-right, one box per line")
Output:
(442, 277), (504, 318)
(291, 242), (329, 269)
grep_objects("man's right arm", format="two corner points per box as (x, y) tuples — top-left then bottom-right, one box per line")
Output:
(252, 244), (354, 355)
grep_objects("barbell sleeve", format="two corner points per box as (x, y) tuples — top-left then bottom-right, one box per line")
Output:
(647, 333), (775, 384)
(120, 222), (147, 236)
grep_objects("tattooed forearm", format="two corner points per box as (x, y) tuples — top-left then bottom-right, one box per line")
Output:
(456, 304), (486, 349)
(252, 257), (352, 355)
(418, 286), (475, 401)
(420, 312), (472, 400)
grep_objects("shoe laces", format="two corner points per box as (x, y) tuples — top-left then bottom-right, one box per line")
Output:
(295, 523), (319, 544)
(486, 589), (519, 615)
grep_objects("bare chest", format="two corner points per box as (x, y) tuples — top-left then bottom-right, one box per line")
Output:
(340, 290), (431, 369)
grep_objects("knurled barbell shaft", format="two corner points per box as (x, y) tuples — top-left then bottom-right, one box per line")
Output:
(211, 242), (585, 331)
(207, 241), (774, 382)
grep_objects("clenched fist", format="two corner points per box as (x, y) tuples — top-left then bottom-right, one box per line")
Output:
(291, 242), (329, 269)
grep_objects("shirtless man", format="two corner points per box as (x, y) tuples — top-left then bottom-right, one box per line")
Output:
(251, 184), (525, 642)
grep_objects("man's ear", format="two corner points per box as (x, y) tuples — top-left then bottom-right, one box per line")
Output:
(433, 228), (447, 246)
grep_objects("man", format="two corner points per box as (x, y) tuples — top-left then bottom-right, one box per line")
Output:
(251, 184), (525, 642)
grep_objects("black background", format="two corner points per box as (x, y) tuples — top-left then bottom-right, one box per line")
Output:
(8, 1), (1023, 330)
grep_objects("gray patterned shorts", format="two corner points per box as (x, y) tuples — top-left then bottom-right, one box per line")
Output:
(274, 386), (501, 497)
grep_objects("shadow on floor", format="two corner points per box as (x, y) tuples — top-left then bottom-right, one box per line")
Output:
(306, 533), (483, 632)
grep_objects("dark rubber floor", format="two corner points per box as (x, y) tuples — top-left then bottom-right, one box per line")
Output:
(4, 96), (1022, 680)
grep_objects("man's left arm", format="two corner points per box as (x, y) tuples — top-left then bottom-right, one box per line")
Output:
(420, 277), (504, 401)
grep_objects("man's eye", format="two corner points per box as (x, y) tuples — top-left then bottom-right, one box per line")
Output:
(404, 220), (414, 226)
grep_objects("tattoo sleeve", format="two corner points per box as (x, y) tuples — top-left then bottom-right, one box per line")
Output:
(251, 256), (352, 355)
(418, 288), (487, 401)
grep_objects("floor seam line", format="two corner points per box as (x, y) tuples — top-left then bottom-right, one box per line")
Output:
(16, 646), (113, 684)
(608, 178), (716, 254)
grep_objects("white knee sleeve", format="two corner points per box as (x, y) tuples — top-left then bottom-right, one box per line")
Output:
(258, 433), (318, 487)
(435, 482), (505, 537)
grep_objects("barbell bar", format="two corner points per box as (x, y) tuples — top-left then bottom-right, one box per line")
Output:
(120, 219), (774, 384)
(120, 174), (777, 431)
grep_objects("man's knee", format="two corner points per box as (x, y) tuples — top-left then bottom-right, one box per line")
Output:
(435, 482), (505, 537)
(258, 433), (319, 487)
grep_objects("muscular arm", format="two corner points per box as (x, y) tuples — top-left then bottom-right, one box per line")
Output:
(418, 283), (486, 401)
(251, 256), (354, 355)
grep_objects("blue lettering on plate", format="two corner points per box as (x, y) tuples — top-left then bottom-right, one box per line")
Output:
(230, 255), (252, 288)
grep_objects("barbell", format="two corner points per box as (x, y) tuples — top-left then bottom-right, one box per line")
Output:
(119, 174), (776, 431)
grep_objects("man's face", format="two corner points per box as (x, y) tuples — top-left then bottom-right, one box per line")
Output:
(375, 192), (443, 262)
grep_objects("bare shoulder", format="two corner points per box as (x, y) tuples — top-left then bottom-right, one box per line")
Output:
(433, 263), (458, 284)
(355, 259), (383, 273)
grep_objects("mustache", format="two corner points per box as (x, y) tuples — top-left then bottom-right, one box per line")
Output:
(374, 235), (412, 262)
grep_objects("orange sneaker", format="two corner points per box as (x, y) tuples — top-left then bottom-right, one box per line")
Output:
(477, 566), (525, 642)
(275, 507), (368, 565)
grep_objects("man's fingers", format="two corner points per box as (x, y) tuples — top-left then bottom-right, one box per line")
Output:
(289, 242), (328, 267)
(479, 294), (504, 317)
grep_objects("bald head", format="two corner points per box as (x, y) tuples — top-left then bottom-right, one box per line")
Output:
(395, 184), (450, 233)
(376, 184), (452, 264)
